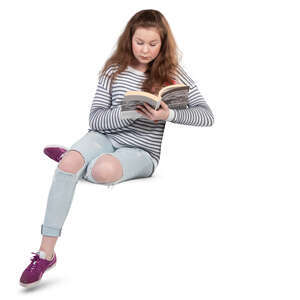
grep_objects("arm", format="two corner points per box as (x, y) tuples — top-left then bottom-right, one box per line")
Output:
(169, 84), (214, 126)
(167, 65), (214, 126)
(89, 75), (135, 132)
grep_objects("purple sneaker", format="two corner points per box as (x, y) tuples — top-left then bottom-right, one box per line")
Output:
(20, 251), (57, 288)
(43, 145), (68, 162)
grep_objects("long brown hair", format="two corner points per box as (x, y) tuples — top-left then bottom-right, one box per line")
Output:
(99, 9), (182, 95)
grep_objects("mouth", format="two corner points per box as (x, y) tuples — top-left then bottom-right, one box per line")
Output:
(140, 56), (149, 60)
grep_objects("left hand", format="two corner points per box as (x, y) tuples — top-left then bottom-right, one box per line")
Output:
(136, 100), (170, 123)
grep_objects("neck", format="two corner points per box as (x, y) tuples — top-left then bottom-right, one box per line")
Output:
(130, 61), (148, 73)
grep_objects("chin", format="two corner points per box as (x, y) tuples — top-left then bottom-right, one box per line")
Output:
(138, 58), (150, 63)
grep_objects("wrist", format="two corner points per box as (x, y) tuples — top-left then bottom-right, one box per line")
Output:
(166, 109), (175, 121)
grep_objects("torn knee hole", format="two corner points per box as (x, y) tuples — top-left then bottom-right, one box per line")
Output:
(58, 150), (85, 173)
(91, 165), (123, 183)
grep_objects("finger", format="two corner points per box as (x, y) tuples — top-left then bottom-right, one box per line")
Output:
(137, 105), (145, 112)
(143, 103), (155, 113)
(141, 105), (154, 117)
(160, 101), (169, 109)
(136, 107), (145, 115)
(137, 106), (152, 118)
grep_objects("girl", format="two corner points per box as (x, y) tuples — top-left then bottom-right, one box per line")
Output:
(19, 9), (214, 288)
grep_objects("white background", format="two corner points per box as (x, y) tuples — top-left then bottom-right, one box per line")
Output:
(1, 0), (299, 299)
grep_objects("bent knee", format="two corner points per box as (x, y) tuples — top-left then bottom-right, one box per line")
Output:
(58, 150), (85, 173)
(91, 154), (123, 183)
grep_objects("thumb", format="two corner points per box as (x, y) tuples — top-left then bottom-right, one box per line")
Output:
(160, 100), (168, 108)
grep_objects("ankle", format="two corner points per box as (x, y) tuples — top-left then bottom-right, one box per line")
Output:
(46, 253), (54, 261)
(39, 249), (54, 261)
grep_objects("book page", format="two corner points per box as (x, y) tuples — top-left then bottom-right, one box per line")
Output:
(158, 84), (186, 97)
(161, 86), (190, 109)
(125, 90), (158, 101)
(120, 94), (159, 120)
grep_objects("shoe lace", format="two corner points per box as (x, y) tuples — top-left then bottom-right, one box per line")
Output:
(26, 252), (44, 272)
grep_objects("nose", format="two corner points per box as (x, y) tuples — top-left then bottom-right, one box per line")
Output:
(142, 45), (149, 54)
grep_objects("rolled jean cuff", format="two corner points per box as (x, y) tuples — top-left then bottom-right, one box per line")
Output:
(41, 224), (62, 237)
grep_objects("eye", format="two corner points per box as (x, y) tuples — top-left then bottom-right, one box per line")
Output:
(136, 41), (157, 46)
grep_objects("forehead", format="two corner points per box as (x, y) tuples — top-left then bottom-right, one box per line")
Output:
(133, 27), (161, 42)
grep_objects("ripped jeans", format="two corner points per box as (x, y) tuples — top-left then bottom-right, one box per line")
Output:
(41, 130), (155, 237)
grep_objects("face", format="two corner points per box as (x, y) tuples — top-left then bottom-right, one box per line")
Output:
(131, 27), (162, 70)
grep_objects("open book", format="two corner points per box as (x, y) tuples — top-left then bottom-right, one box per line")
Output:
(120, 84), (190, 120)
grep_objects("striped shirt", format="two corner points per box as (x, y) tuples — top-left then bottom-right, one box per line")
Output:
(88, 64), (214, 170)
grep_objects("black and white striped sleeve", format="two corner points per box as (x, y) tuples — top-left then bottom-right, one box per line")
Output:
(88, 66), (135, 131)
(170, 65), (214, 127)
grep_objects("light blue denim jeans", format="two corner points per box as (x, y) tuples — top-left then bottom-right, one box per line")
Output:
(41, 130), (155, 237)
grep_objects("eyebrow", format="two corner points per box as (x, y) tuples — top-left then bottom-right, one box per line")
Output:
(136, 37), (160, 43)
